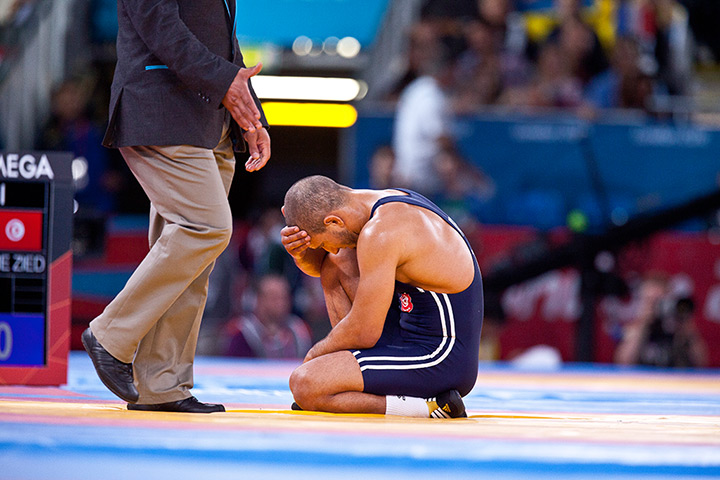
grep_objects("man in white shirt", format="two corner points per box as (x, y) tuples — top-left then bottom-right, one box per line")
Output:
(392, 46), (455, 196)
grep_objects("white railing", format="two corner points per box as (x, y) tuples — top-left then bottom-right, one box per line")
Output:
(0, 0), (73, 150)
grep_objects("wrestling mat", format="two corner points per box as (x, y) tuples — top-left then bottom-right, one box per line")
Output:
(1, 352), (719, 479)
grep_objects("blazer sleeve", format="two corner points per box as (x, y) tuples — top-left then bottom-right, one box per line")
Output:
(120, 0), (239, 107)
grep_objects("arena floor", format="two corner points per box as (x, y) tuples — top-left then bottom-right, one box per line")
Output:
(1, 352), (719, 480)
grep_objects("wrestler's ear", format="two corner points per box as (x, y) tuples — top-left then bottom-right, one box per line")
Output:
(323, 215), (344, 228)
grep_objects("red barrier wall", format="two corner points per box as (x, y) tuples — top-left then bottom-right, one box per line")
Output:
(474, 228), (720, 366)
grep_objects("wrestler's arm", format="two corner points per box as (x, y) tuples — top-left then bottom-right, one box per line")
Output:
(304, 221), (400, 361)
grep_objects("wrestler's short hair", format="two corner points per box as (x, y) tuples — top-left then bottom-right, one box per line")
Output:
(283, 175), (350, 233)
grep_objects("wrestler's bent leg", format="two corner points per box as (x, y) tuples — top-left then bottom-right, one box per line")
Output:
(289, 351), (386, 414)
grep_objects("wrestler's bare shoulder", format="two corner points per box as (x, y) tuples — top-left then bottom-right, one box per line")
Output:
(359, 201), (427, 243)
(359, 198), (474, 292)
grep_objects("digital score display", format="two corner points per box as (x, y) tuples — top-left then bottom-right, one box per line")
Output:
(0, 181), (49, 365)
(0, 152), (73, 385)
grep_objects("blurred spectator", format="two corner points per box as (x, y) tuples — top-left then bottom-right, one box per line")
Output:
(476, 0), (529, 64)
(584, 35), (656, 112)
(385, 21), (442, 102)
(454, 19), (507, 111)
(368, 144), (396, 190)
(196, 234), (246, 356)
(419, 0), (472, 57)
(626, 0), (692, 96)
(392, 39), (456, 196)
(456, 16), (498, 79)
(223, 274), (312, 359)
(502, 41), (584, 108)
(242, 207), (300, 282)
(431, 145), (496, 233)
(614, 273), (709, 368)
(547, 2), (609, 86)
(460, 0), (532, 108)
(559, 15), (608, 85)
(617, 64), (655, 112)
(38, 76), (122, 215)
(388, 0), (707, 120)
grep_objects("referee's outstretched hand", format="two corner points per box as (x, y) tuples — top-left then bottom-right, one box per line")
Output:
(222, 63), (263, 132)
(243, 127), (271, 172)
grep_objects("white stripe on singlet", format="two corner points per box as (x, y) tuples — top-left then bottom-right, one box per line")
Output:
(355, 291), (456, 372)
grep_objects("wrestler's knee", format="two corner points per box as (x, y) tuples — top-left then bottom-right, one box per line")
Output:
(289, 363), (317, 410)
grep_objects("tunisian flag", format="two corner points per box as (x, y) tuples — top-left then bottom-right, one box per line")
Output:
(0, 210), (43, 251)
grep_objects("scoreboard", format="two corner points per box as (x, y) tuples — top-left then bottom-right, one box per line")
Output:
(0, 152), (73, 385)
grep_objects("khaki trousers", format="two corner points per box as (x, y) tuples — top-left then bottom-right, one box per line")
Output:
(90, 123), (235, 403)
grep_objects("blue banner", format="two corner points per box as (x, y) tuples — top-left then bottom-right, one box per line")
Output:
(346, 111), (720, 231)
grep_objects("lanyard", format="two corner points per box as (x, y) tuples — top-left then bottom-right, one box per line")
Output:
(223, 0), (236, 55)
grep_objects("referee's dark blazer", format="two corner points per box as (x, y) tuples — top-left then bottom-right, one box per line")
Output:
(102, 0), (267, 152)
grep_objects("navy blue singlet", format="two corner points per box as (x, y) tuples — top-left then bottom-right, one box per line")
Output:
(352, 189), (484, 398)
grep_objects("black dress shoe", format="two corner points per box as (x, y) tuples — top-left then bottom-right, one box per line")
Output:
(127, 396), (225, 413)
(81, 328), (139, 403)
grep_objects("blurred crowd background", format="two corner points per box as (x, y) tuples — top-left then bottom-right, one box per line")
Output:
(1, 0), (719, 367)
